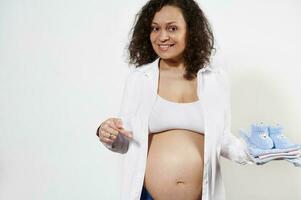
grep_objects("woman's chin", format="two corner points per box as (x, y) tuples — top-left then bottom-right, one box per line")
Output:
(158, 54), (183, 62)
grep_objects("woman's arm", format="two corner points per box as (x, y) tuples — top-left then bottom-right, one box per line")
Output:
(99, 69), (140, 154)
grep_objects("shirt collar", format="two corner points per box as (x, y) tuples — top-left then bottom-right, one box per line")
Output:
(138, 57), (218, 78)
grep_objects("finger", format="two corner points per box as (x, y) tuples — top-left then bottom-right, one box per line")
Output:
(99, 129), (117, 142)
(105, 126), (119, 137)
(112, 118), (123, 129)
(100, 127), (117, 138)
(102, 123), (119, 136)
(106, 121), (123, 133)
(106, 122), (133, 138)
(118, 129), (133, 139)
(105, 120), (133, 139)
(103, 130), (117, 141)
(99, 131), (116, 144)
(100, 137), (114, 144)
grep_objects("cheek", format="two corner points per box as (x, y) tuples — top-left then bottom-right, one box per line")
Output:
(150, 36), (157, 46)
(150, 40), (156, 49)
(150, 34), (155, 43)
(179, 33), (187, 43)
(179, 35), (187, 48)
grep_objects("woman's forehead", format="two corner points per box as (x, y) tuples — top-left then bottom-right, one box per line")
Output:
(151, 5), (185, 24)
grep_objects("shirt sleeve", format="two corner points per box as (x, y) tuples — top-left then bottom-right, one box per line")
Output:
(100, 69), (140, 154)
(219, 68), (254, 165)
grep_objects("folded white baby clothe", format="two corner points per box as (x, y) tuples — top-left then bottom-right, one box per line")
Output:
(258, 150), (301, 159)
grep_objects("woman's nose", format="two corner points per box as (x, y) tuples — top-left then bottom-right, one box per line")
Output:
(158, 31), (170, 42)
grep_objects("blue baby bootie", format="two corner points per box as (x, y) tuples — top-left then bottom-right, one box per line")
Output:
(249, 122), (274, 150)
(268, 123), (298, 149)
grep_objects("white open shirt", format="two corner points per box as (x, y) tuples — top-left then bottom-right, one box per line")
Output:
(101, 57), (254, 200)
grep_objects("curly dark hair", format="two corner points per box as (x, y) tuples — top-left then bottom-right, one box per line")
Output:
(126, 0), (216, 80)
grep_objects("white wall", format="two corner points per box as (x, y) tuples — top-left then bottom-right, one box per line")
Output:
(202, 1), (301, 199)
(0, 0), (300, 199)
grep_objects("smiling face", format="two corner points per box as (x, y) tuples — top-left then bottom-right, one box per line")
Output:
(150, 5), (187, 62)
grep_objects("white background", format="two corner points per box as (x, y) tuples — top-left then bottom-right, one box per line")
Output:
(0, 0), (300, 199)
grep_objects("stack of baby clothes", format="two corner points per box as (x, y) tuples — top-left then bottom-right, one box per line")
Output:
(239, 122), (301, 167)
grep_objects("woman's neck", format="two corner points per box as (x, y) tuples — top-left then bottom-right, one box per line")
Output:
(159, 57), (186, 73)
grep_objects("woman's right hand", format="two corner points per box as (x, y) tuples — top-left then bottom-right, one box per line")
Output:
(97, 118), (133, 146)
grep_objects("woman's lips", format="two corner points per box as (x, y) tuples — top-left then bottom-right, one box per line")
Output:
(158, 44), (175, 51)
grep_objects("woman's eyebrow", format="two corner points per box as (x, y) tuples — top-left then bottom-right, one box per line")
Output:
(151, 21), (177, 25)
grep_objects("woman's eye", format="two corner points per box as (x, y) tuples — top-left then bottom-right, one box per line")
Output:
(151, 27), (159, 32)
(169, 26), (177, 31)
(151, 26), (177, 32)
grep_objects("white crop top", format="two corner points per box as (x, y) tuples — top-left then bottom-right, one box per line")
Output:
(148, 94), (205, 134)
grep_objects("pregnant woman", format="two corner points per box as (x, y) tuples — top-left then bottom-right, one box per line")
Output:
(97, 0), (253, 200)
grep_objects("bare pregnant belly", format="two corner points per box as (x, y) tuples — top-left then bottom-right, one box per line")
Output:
(144, 129), (205, 200)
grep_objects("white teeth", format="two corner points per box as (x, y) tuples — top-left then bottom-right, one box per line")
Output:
(159, 44), (173, 47)
(158, 44), (173, 50)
